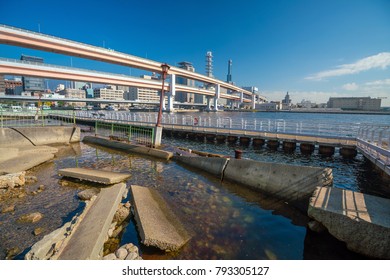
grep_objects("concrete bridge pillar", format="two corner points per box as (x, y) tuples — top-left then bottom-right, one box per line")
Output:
(206, 97), (212, 111)
(240, 92), (244, 104)
(251, 94), (256, 109)
(167, 74), (176, 112)
(213, 84), (220, 111)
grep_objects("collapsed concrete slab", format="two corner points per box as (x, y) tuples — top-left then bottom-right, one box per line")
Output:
(175, 155), (332, 206)
(308, 186), (390, 259)
(58, 168), (130, 184)
(58, 182), (126, 259)
(131, 185), (190, 251)
(83, 136), (173, 160)
(174, 155), (228, 177)
(224, 158), (333, 204)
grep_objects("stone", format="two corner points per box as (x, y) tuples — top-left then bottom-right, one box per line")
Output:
(111, 224), (124, 239)
(18, 212), (43, 223)
(34, 227), (44, 236)
(0, 172), (26, 189)
(38, 185), (45, 191)
(102, 253), (117, 260)
(61, 181), (69, 187)
(307, 220), (326, 233)
(113, 204), (131, 225)
(25, 176), (38, 183)
(125, 252), (139, 260)
(308, 186), (390, 259)
(77, 188), (100, 201)
(124, 201), (131, 208)
(6, 247), (20, 260)
(121, 243), (138, 254)
(115, 248), (128, 260)
(1, 204), (15, 213)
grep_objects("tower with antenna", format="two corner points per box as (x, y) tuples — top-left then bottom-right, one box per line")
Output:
(227, 59), (232, 83)
(205, 51), (213, 77)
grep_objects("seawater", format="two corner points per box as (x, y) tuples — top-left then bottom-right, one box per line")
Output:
(0, 112), (388, 260)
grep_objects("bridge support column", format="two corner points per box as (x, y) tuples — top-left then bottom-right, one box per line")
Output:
(167, 74), (176, 112)
(206, 97), (212, 111)
(251, 94), (256, 109)
(212, 84), (220, 111)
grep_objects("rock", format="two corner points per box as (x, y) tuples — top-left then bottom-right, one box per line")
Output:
(38, 185), (45, 191)
(17, 193), (26, 198)
(103, 253), (117, 260)
(124, 201), (131, 208)
(0, 172), (26, 189)
(18, 212), (43, 223)
(60, 181), (69, 187)
(121, 243), (138, 254)
(1, 204), (15, 213)
(33, 227), (44, 236)
(115, 248), (128, 260)
(25, 176), (38, 183)
(307, 220), (326, 233)
(113, 204), (130, 225)
(125, 252), (139, 260)
(77, 188), (100, 201)
(111, 224), (124, 238)
(6, 247), (20, 260)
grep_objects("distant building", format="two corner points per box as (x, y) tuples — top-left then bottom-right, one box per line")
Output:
(94, 87), (124, 100)
(281, 92), (292, 109)
(327, 97), (381, 111)
(4, 78), (23, 95)
(176, 62), (196, 104)
(0, 75), (5, 94)
(297, 99), (316, 109)
(125, 87), (159, 102)
(20, 55), (45, 93)
(227, 59), (232, 83)
(255, 102), (280, 111)
(57, 88), (86, 107)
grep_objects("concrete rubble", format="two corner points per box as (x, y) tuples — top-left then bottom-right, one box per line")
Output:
(58, 168), (131, 184)
(131, 185), (191, 251)
(308, 186), (390, 259)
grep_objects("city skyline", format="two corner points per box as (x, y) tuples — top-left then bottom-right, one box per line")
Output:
(0, 0), (389, 106)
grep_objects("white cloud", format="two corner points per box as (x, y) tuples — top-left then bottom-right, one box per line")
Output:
(342, 82), (358, 91)
(364, 78), (390, 86)
(305, 52), (390, 81)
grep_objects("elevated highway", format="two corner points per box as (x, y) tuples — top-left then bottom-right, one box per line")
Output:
(0, 24), (266, 108)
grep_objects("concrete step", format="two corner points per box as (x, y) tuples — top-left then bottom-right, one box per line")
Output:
(308, 186), (390, 259)
(131, 185), (190, 251)
(58, 182), (126, 259)
(58, 168), (130, 184)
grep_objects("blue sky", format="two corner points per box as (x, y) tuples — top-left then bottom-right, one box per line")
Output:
(1, 0), (390, 106)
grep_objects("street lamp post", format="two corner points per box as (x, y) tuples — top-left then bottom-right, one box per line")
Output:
(156, 63), (170, 127)
(154, 63), (170, 147)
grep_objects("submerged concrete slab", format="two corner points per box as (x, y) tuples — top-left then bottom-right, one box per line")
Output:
(58, 182), (126, 259)
(308, 186), (390, 259)
(131, 185), (190, 251)
(58, 168), (130, 184)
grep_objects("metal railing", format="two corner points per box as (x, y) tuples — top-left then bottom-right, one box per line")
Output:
(70, 111), (361, 138)
(94, 121), (155, 147)
(357, 125), (390, 174)
(0, 109), (75, 128)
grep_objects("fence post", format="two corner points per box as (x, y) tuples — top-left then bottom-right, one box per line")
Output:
(0, 109), (3, 128)
(73, 110), (76, 125)
(95, 121), (98, 136)
(111, 123), (114, 136)
(151, 127), (156, 147)
(128, 125), (132, 142)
